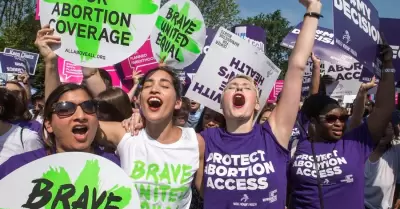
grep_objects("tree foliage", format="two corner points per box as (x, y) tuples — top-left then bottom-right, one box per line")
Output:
(240, 10), (293, 79)
(0, 0), (34, 28)
(161, 0), (239, 28)
(0, 7), (44, 92)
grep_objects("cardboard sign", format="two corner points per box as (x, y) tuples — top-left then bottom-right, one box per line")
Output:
(39, 0), (160, 68)
(150, 0), (206, 68)
(0, 152), (140, 208)
(232, 25), (267, 53)
(379, 18), (400, 81)
(57, 57), (131, 92)
(3, 48), (40, 75)
(333, 0), (380, 73)
(281, 22), (354, 68)
(120, 38), (159, 80)
(268, 80), (284, 103)
(0, 52), (29, 75)
(185, 27), (281, 114)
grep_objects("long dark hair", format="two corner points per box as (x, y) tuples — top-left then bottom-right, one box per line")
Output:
(0, 88), (19, 121)
(96, 87), (133, 122)
(42, 83), (94, 152)
(7, 81), (32, 121)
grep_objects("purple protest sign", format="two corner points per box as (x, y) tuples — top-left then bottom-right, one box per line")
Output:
(232, 25), (267, 53)
(333, 0), (380, 74)
(281, 22), (354, 67)
(380, 18), (400, 81)
(0, 53), (29, 74)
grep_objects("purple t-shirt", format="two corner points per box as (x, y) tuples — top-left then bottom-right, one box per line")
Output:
(201, 122), (289, 209)
(0, 148), (120, 180)
(289, 122), (375, 209)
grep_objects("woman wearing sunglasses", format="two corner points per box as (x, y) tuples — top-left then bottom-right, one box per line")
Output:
(288, 41), (395, 208)
(0, 83), (120, 179)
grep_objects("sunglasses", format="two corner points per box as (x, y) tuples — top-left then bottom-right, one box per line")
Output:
(320, 114), (349, 124)
(51, 100), (97, 117)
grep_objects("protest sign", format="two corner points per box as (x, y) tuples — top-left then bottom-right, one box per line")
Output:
(0, 52), (29, 75)
(4, 48), (39, 75)
(281, 22), (353, 67)
(0, 152), (140, 208)
(380, 18), (400, 81)
(35, 0), (40, 20)
(39, 0), (160, 68)
(183, 28), (218, 83)
(268, 80), (284, 103)
(301, 58), (326, 96)
(185, 28), (281, 114)
(57, 57), (131, 92)
(325, 59), (373, 96)
(120, 38), (159, 80)
(333, 0), (380, 73)
(232, 25), (266, 53)
(150, 0), (206, 68)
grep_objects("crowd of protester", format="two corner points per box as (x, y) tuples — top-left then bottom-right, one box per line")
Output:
(0, 0), (399, 208)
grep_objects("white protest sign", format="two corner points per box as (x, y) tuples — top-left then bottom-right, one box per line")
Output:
(0, 152), (140, 208)
(325, 59), (365, 96)
(39, 0), (160, 68)
(185, 27), (281, 114)
(150, 0), (206, 69)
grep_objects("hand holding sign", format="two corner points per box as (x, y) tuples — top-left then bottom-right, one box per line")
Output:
(34, 24), (60, 62)
(380, 33), (394, 67)
(311, 52), (321, 66)
(17, 72), (29, 84)
(360, 76), (377, 92)
(299, 0), (321, 11)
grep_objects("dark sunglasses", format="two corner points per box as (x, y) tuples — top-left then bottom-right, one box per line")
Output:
(51, 100), (97, 117)
(320, 114), (349, 124)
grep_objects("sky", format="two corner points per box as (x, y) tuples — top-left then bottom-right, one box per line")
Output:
(238, 0), (400, 28)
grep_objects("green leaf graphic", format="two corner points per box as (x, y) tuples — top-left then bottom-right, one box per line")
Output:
(43, 0), (159, 62)
(155, 2), (202, 62)
(41, 160), (132, 208)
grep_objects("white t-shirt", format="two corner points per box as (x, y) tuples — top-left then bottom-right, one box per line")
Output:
(0, 124), (43, 164)
(364, 143), (400, 209)
(117, 127), (199, 209)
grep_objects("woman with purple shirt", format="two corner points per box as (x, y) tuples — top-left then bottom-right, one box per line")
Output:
(200, 1), (322, 208)
(288, 42), (395, 208)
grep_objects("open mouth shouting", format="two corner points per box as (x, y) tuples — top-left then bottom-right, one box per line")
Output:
(72, 124), (88, 142)
(232, 93), (246, 108)
(147, 96), (163, 111)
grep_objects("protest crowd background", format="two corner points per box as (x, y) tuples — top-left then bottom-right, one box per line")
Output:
(1, 0), (400, 209)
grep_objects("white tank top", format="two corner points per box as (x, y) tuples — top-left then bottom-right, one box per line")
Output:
(117, 127), (199, 209)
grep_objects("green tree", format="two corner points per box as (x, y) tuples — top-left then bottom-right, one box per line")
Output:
(160, 0), (239, 28)
(0, 9), (44, 92)
(240, 10), (293, 79)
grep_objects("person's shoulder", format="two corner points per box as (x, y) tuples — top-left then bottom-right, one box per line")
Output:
(0, 148), (46, 177)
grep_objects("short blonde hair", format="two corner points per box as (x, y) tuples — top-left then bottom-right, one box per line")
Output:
(223, 74), (260, 101)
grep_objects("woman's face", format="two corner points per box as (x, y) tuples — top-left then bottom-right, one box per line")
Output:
(258, 111), (272, 124)
(44, 89), (98, 152)
(139, 70), (181, 123)
(222, 78), (259, 120)
(317, 108), (348, 141)
(202, 108), (225, 130)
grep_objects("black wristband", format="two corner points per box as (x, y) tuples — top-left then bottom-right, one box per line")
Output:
(304, 12), (323, 19)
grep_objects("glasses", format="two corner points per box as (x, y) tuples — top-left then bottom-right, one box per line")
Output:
(51, 101), (97, 117)
(320, 114), (349, 124)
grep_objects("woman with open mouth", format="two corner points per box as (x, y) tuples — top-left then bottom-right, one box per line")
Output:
(124, 1), (322, 208)
(287, 41), (396, 208)
(0, 83), (120, 179)
(99, 66), (204, 209)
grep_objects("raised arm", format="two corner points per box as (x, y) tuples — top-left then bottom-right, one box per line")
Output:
(269, 0), (321, 149)
(34, 25), (61, 101)
(348, 77), (376, 131)
(310, 53), (321, 95)
(82, 67), (107, 97)
(128, 70), (143, 101)
(367, 38), (395, 144)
